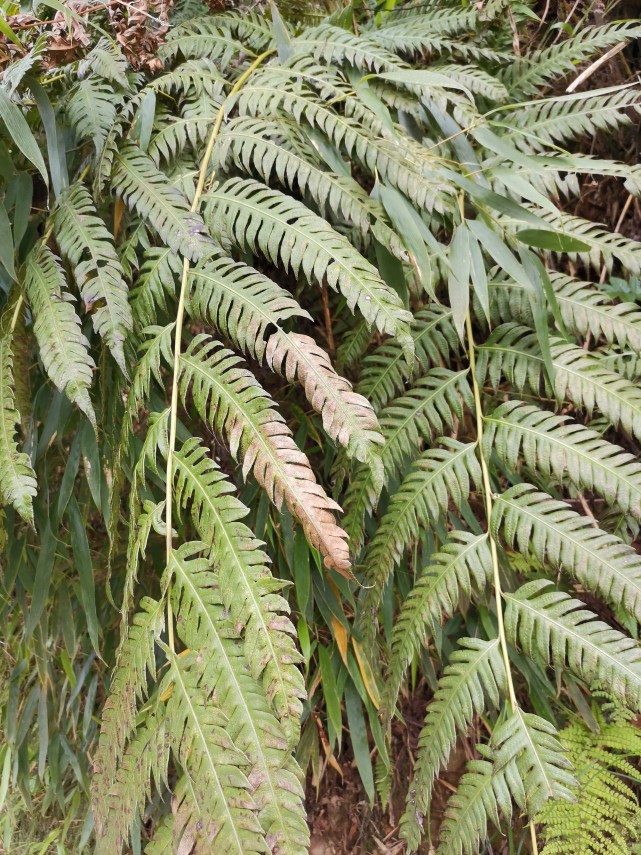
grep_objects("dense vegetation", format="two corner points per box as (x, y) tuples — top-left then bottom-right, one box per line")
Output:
(1, 0), (641, 852)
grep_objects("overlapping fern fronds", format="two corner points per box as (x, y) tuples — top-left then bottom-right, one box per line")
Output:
(2, 1), (641, 853)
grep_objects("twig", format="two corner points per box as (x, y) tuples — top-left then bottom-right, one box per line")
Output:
(321, 282), (336, 358)
(566, 41), (627, 92)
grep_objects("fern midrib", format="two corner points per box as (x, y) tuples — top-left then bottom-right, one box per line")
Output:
(179, 351), (332, 552)
(169, 656), (246, 855)
(497, 494), (641, 608)
(169, 553), (296, 847)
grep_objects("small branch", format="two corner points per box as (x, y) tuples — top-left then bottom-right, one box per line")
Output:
(321, 282), (336, 358)
(566, 42), (627, 93)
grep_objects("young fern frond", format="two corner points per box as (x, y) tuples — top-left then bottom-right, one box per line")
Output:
(494, 484), (641, 623)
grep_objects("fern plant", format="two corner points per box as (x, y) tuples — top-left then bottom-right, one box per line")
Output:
(2, 0), (641, 853)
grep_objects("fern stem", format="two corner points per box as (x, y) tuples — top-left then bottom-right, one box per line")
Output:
(465, 311), (518, 710)
(164, 49), (276, 653)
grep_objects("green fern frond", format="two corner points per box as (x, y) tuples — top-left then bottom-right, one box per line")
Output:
(479, 323), (641, 441)
(492, 707), (576, 818)
(177, 335), (352, 576)
(94, 715), (169, 855)
(485, 401), (641, 523)
(188, 253), (310, 363)
(92, 597), (165, 834)
(371, 7), (478, 55)
(53, 182), (132, 373)
(79, 37), (130, 88)
(0, 296), (37, 524)
(111, 142), (214, 262)
(504, 580), (641, 709)
(159, 16), (250, 65)
(165, 542), (308, 852)
(292, 23), (404, 73)
(67, 75), (124, 155)
(214, 116), (405, 258)
(358, 440), (482, 643)
(206, 177), (413, 352)
(130, 247), (182, 329)
(501, 87), (641, 151)
(436, 753), (514, 855)
(500, 22), (641, 96)
(489, 272), (641, 354)
(172, 438), (305, 734)
(343, 368), (472, 552)
(538, 708), (641, 855)
(494, 484), (641, 623)
(357, 306), (457, 412)
(22, 244), (96, 425)
(384, 532), (492, 722)
(401, 638), (506, 852)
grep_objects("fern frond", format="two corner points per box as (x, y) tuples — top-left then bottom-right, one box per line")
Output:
(500, 22), (641, 96)
(92, 597), (165, 835)
(22, 244), (96, 425)
(67, 75), (123, 155)
(94, 715), (169, 855)
(484, 401), (641, 523)
(384, 532), (492, 721)
(504, 580), (641, 709)
(434, 63), (509, 101)
(0, 297), (37, 524)
(165, 542), (308, 851)
(292, 23), (403, 73)
(214, 116), (405, 258)
(401, 638), (506, 851)
(206, 177), (413, 352)
(130, 247), (182, 329)
(489, 272), (641, 354)
(111, 142), (214, 262)
(492, 708), (576, 818)
(188, 253), (309, 363)
(371, 8), (478, 55)
(160, 647), (264, 855)
(53, 182), (132, 373)
(494, 484), (641, 623)
(343, 368), (472, 552)
(158, 16), (249, 65)
(436, 754), (514, 855)
(177, 335), (352, 576)
(266, 332), (383, 466)
(357, 306), (457, 412)
(172, 438), (305, 734)
(501, 87), (641, 151)
(191, 11), (275, 52)
(358, 440), (482, 643)
(79, 37), (129, 88)
(479, 323), (641, 441)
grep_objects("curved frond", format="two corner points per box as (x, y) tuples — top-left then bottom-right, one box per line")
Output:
(384, 532), (492, 721)
(206, 177), (413, 352)
(53, 182), (132, 372)
(111, 142), (214, 262)
(178, 335), (352, 576)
